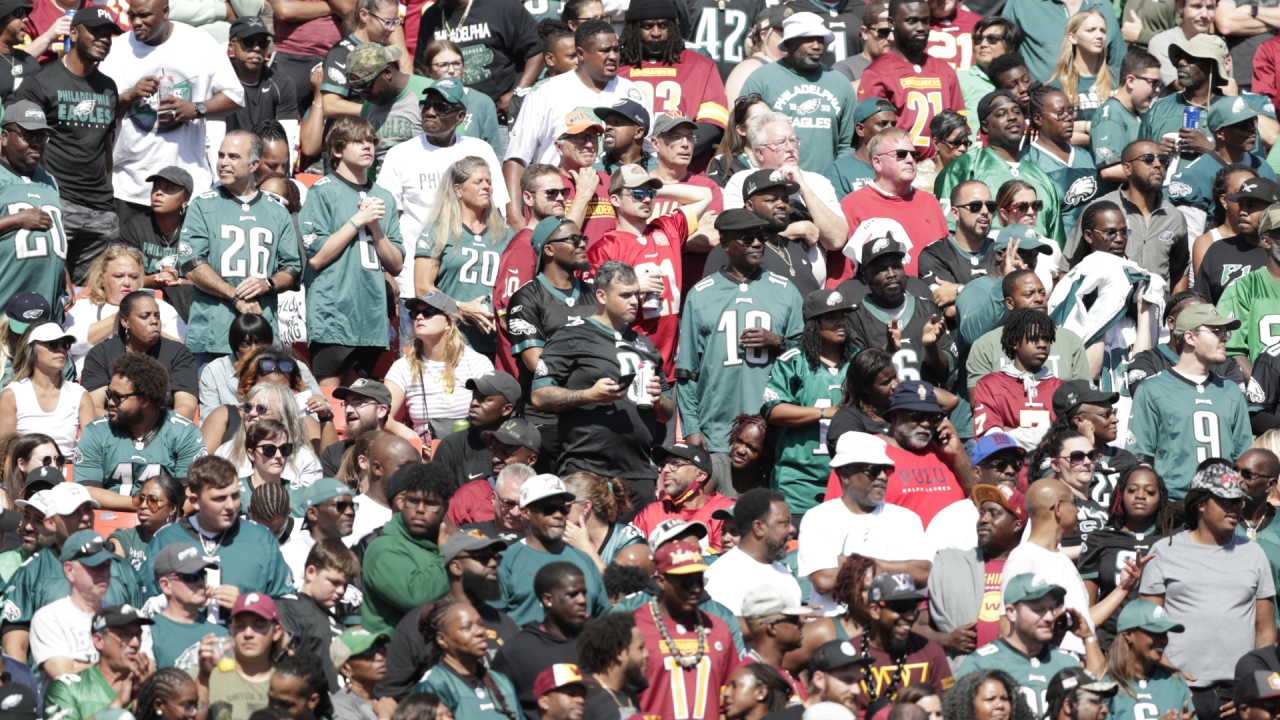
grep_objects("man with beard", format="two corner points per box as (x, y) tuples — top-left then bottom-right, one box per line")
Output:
(346, 44), (430, 164)
(576, 612), (650, 720)
(919, 180), (995, 322)
(632, 444), (735, 549)
(800, 432), (930, 616)
(922, 484), (1025, 668)
(73, 352), (206, 512)
(1196, 178), (1280, 305)
(221, 17), (297, 143)
(1065, 139), (1190, 291)
(498, 474), (611, 626)
(741, 585), (816, 702)
(955, 229), (1054, 353)
(823, 98), (899, 199)
(493, 563), (591, 720)
(743, 12), (857, 174)
(768, 640), (874, 718)
(858, 0), (963, 160)
(319, 379), (395, 477)
(848, 572), (953, 717)
(12, 7), (119, 285)
(434, 372), (520, 490)
(936, 90), (1063, 245)
(957, 575), (1100, 716)
(42, 603), (154, 720)
(616, 1), (726, 168)
(1139, 35), (1228, 150)
(833, 2), (893, 90)
(594, 99), (651, 175)
(377, 531), (520, 701)
(704, 489), (801, 617)
(704, 170), (820, 299)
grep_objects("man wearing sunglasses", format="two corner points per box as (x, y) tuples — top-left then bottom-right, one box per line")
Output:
(0, 100), (66, 308)
(42, 603), (155, 720)
(850, 572), (953, 716)
(1050, 380), (1137, 515)
(150, 541), (227, 671)
(223, 17), (298, 146)
(919, 181), (996, 319)
(705, 169), (820, 298)
(279, 478), (356, 591)
(956, 17), (1020, 137)
(1093, 50), (1164, 180)
(345, 43), (428, 164)
(833, 1), (892, 92)
(1173, 98), (1276, 241)
(823, 97), (900, 199)
(740, 585), (816, 701)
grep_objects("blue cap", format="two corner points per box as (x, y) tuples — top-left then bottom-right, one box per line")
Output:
(886, 380), (941, 414)
(970, 433), (1024, 465)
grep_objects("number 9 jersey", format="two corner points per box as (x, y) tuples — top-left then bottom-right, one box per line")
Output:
(0, 165), (65, 309)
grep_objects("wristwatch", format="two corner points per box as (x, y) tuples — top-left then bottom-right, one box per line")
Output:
(194, 101), (208, 120)
(265, 276), (276, 293)
(1253, 4), (1259, 18)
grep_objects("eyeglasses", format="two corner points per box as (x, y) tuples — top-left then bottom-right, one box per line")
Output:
(1129, 153), (1171, 166)
(173, 571), (205, 584)
(253, 442), (294, 458)
(1134, 75), (1163, 92)
(658, 132), (695, 145)
(975, 32), (1005, 45)
(871, 26), (893, 38)
(531, 501), (573, 516)
(132, 494), (164, 512)
(1079, 407), (1117, 420)
(1058, 450), (1101, 466)
(409, 305), (443, 320)
(760, 137), (801, 151)
(235, 36), (270, 50)
(763, 615), (802, 627)
(105, 389), (142, 405)
(458, 550), (503, 565)
(549, 234), (589, 247)
(257, 359), (295, 374)
(321, 500), (359, 513)
(1238, 467), (1280, 483)
(627, 188), (658, 201)
(957, 200), (997, 213)
(559, 133), (597, 146)
(902, 410), (944, 424)
(1043, 107), (1077, 121)
(36, 338), (72, 351)
(542, 187), (571, 199)
(344, 397), (375, 410)
(979, 458), (1024, 471)
(422, 99), (462, 115)
(878, 149), (921, 161)
(1005, 200), (1044, 213)
(370, 12), (402, 27)
(431, 59), (462, 70)
(639, 19), (671, 30)
(241, 402), (271, 416)
(1090, 228), (1130, 241)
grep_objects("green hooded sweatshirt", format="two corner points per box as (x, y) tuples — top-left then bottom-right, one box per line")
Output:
(361, 514), (448, 637)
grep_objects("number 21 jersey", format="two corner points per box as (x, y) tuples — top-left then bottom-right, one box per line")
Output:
(857, 52), (965, 156)
(0, 164), (65, 308)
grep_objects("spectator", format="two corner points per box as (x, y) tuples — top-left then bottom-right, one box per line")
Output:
(1023, 86), (1103, 238)
(957, 18), (1021, 137)
(1140, 462), (1277, 720)
(1131, 293), (1246, 398)
(1044, 667), (1120, 720)
(1040, 382), (1138, 513)
(319, 379), (397, 477)
(725, 4), (790, 100)
(419, 39), (504, 158)
(726, 414), (772, 497)
(222, 17), (297, 155)
(346, 44), (431, 163)
(215, 381), (324, 484)
(704, 489), (800, 613)
(560, 471), (644, 571)
(648, 112), (726, 288)
(943, 669), (1035, 720)
(960, 265), (1068, 385)
(361, 462), (453, 636)
(200, 345), (329, 454)
(926, 0), (981, 72)
(280, 478), (355, 587)
(1151, 0), (1217, 84)
(135, 668), (201, 720)
(148, 542), (227, 670)
(248, 482), (294, 544)
(707, 94), (770, 188)
(461, 463), (535, 543)
(29, 530), (124, 683)
(575, 613), (648, 720)
(971, 309), (1062, 447)
(80, 292), (198, 419)
(1032, 431), (1104, 537)
(194, 592), (285, 720)
(331, 628), (390, 720)
(969, 435), (1027, 491)
(350, 436), (421, 546)
(823, 99), (900, 201)
(0, 102), (65, 307)
(197, 318), (321, 419)
(1172, 99), (1276, 241)
(801, 431), (929, 616)
(928, 110), (972, 182)
(724, 664), (793, 719)
(1001, 0), (1123, 83)
(1138, 35), (1227, 150)
(467, 420), (543, 521)
(276, 538), (355, 690)
(1220, 224), (1280, 372)
(1102, 600), (1194, 719)
(0, 1), (36, 108)
(1046, 10), (1116, 133)
(6, 439), (60, 513)
(918, 181), (994, 321)
(412, 0), (540, 114)
(317, 0), (401, 119)
(828, 349), (899, 447)
(849, 572), (953, 716)
(0, 322), (94, 452)
(1130, 305), (1251, 497)
(740, 12), (855, 175)
(434, 372), (519, 488)
(0, 293), (52, 386)
(594, 99), (651, 175)
(108, 474), (183, 570)
(1194, 176), (1279, 304)
(988, 51), (1033, 115)
(503, 21), (578, 130)
(1093, 51), (1165, 180)
(43, 604), (154, 720)
(742, 584), (816, 701)
(1192, 164), (1261, 280)
(267, 651), (332, 720)
(541, 111), (618, 253)
(412, 600), (524, 718)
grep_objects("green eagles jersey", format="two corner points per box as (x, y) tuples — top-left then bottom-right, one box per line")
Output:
(1138, 92), (1207, 146)
(152, 613), (228, 670)
(958, 65), (994, 138)
(73, 411), (207, 496)
(676, 270), (805, 452)
(956, 640), (1081, 717)
(108, 527), (149, 572)
(140, 518), (291, 599)
(2, 547), (144, 625)
(416, 221), (514, 355)
(762, 349), (849, 514)
(1048, 67), (1118, 123)
(1104, 670), (1192, 720)
(300, 174), (404, 347)
(823, 155), (876, 199)
(1091, 98), (1141, 168)
(460, 87), (504, 159)
(44, 665), (117, 720)
(180, 188), (301, 355)
(0, 163), (66, 309)
(413, 664), (523, 720)
(1127, 369), (1252, 499)
(934, 147), (1065, 245)
(1217, 266), (1280, 360)
(1021, 142), (1102, 237)
(1168, 151), (1276, 215)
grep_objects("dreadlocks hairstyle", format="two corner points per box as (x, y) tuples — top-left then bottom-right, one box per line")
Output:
(943, 669), (1037, 720)
(1026, 84), (1067, 132)
(1212, 163), (1259, 228)
(619, 16), (684, 66)
(1069, 199), (1125, 266)
(839, 348), (896, 415)
(831, 553), (878, 625)
(738, 663), (793, 713)
(1107, 465), (1179, 536)
(274, 651), (334, 720)
(999, 308), (1057, 360)
(420, 601), (518, 719)
(136, 667), (197, 720)
(728, 413), (773, 469)
(576, 612), (639, 674)
(799, 315), (859, 372)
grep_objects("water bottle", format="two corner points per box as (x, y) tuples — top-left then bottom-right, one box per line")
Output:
(60, 9), (74, 55)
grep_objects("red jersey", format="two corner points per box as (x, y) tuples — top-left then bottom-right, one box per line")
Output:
(648, 174), (723, 298)
(926, 8), (982, 72)
(823, 444), (963, 527)
(634, 605), (737, 720)
(857, 52), (965, 157)
(631, 493), (736, 553)
(618, 50), (729, 129)
(566, 169), (618, 246)
(976, 557), (1006, 647)
(446, 478), (495, 527)
(494, 228), (534, 377)
(828, 183), (948, 288)
(971, 371), (1062, 437)
(587, 210), (694, 379)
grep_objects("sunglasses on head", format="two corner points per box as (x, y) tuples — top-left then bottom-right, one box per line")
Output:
(105, 389), (142, 405)
(734, 93), (764, 108)
(1059, 450), (1101, 466)
(957, 200), (997, 213)
(132, 494), (164, 512)
(1005, 200), (1045, 213)
(254, 442), (294, 459)
(257, 359), (295, 375)
(627, 188), (658, 201)
(878, 149), (921, 161)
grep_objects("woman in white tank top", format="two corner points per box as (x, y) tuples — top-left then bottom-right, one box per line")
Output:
(0, 322), (99, 453)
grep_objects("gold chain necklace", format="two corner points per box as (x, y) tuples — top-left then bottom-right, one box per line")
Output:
(766, 239), (796, 277)
(440, 0), (475, 40)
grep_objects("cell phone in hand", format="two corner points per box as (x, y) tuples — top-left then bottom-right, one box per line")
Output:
(617, 373), (636, 388)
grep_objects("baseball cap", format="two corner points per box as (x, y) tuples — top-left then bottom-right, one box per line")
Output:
(803, 289), (856, 321)
(742, 168), (799, 199)
(654, 540), (709, 574)
(1169, 33), (1229, 87)
(228, 15), (270, 39)
(424, 77), (464, 105)
(534, 663), (589, 699)
(153, 542), (218, 579)
(594, 99), (651, 131)
(804, 703), (858, 720)
(291, 478), (353, 518)
(465, 371), (521, 405)
(970, 483), (1028, 522)
(993, 224), (1053, 255)
(1051, 380), (1120, 418)
(519, 473), (575, 508)
(711, 503), (736, 521)
(714, 209), (772, 233)
(977, 90), (1019, 122)
(441, 528), (508, 565)
(2, 101), (49, 132)
(145, 166), (195, 196)
(860, 235), (907, 267)
(330, 628), (389, 669)
(867, 572), (927, 604)
(1003, 573), (1067, 606)
(970, 433), (1024, 465)
(231, 592), (280, 622)
(777, 11), (835, 51)
(482, 417), (542, 454)
(530, 216), (576, 259)
(854, 97), (896, 125)
(654, 443), (712, 475)
(1190, 462), (1247, 500)
(23, 465), (63, 492)
(332, 378), (392, 406)
(72, 5), (122, 32)
(1237, 671), (1280, 706)
(0, 685), (37, 720)
(647, 518), (708, 552)
(14, 488), (54, 514)
(561, 108), (605, 136)
(60, 530), (121, 566)
(91, 604), (153, 634)
(346, 43), (402, 85)
(830, 432), (893, 469)
(1260, 203), (1280, 235)
(5, 292), (50, 334)
(1211, 95), (1261, 130)
(653, 111), (697, 136)
(608, 164), (663, 194)
(24, 321), (73, 347)
(1226, 176), (1280, 204)
(1173, 302), (1242, 335)
(48, 482), (100, 515)
(809, 640), (874, 674)
(384, 462), (417, 503)
(1116, 599), (1185, 634)
(741, 584), (816, 619)
(1045, 668), (1118, 718)
(626, 0), (677, 20)
(404, 290), (459, 316)
(886, 380), (942, 414)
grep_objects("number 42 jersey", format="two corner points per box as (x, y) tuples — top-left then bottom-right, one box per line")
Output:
(0, 164), (65, 308)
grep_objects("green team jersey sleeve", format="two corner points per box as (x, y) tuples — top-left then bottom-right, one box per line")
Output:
(169, 415), (209, 481)
(72, 417), (110, 487)
(462, 89), (504, 159)
(675, 283), (710, 439)
(956, 278), (1006, 352)
(0, 178), (67, 308)
(1219, 278), (1251, 357)
(1, 552), (44, 625)
(762, 349), (848, 514)
(44, 667), (116, 720)
(1126, 378), (1161, 463)
(1090, 99), (1138, 167)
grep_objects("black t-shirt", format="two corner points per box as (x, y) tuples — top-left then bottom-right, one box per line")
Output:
(703, 236), (820, 298)
(1237, 642), (1280, 682)
(432, 426), (494, 486)
(507, 275), (598, 423)
(827, 405), (890, 455)
(581, 679), (643, 720)
(0, 50), (41, 107)
(1193, 233), (1267, 304)
(1127, 343), (1246, 396)
(842, 286), (955, 387)
(413, 0), (541, 101)
(1086, 446), (1141, 516)
(761, 707), (805, 720)
(14, 59), (117, 210)
(118, 212), (194, 322)
(225, 67), (298, 134)
(1246, 344), (1280, 434)
(917, 236), (997, 292)
(376, 597), (520, 701)
(320, 438), (353, 478)
(320, 34), (361, 99)
(1077, 526), (1164, 652)
(81, 335), (199, 403)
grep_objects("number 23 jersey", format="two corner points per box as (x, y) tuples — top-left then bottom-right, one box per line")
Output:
(0, 165), (65, 308)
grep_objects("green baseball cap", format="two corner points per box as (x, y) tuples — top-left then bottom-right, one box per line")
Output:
(1210, 95), (1261, 131)
(60, 530), (122, 566)
(330, 627), (389, 668)
(1116, 600), (1185, 634)
(854, 97), (896, 125)
(531, 216), (575, 260)
(347, 43), (402, 85)
(1173, 302), (1242, 335)
(424, 77), (464, 106)
(994, 224), (1053, 255)
(291, 478), (354, 518)
(1003, 573), (1067, 606)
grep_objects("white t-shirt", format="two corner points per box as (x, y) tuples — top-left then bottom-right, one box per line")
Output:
(722, 168), (843, 218)
(376, 134), (511, 298)
(30, 596), (97, 674)
(384, 348), (494, 440)
(1000, 541), (1096, 654)
(924, 499), (978, 557)
(704, 546), (803, 616)
(797, 499), (930, 615)
(504, 71), (651, 166)
(65, 296), (186, 375)
(5, 378), (89, 453)
(347, 493), (392, 548)
(99, 22), (245, 204)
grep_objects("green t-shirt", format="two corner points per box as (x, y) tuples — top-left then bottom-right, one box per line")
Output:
(934, 147), (1065, 245)
(1091, 98), (1141, 168)
(1138, 92), (1207, 147)
(761, 348), (849, 514)
(415, 222), (515, 355)
(958, 65), (994, 138)
(1104, 669), (1193, 720)
(956, 640), (1082, 717)
(460, 87), (504, 160)
(740, 60), (857, 175)
(73, 411), (207, 496)
(300, 173), (404, 347)
(44, 665), (117, 720)
(1, 548), (144, 625)
(140, 519), (292, 600)
(1218, 266), (1280, 361)
(0, 163), (65, 309)
(189, 665), (272, 720)
(822, 154), (876, 199)
(153, 613), (228, 671)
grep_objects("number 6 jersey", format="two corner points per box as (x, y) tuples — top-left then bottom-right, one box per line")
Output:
(0, 164), (65, 309)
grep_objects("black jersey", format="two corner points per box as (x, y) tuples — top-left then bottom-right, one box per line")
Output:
(532, 318), (670, 480)
(507, 275), (598, 424)
(703, 236), (820, 298)
(1246, 342), (1280, 433)
(844, 289), (955, 387)
(1193, 234), (1268, 304)
(678, 0), (765, 79)
(916, 236), (997, 290)
(1127, 343), (1247, 395)
(835, 275), (933, 304)
(1086, 447), (1141, 520)
(1077, 526), (1163, 652)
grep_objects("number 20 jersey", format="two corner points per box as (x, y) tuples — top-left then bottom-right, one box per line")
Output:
(0, 165), (65, 308)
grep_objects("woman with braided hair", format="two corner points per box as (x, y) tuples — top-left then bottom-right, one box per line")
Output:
(412, 600), (522, 719)
(1022, 84), (1103, 238)
(136, 667), (201, 720)
(785, 554), (879, 675)
(721, 663), (793, 719)
(249, 481), (295, 544)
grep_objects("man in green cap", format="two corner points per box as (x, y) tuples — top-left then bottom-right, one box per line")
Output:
(1140, 34), (1229, 153)
(280, 478), (356, 589)
(30, 529), (126, 684)
(822, 97), (899, 198)
(1107, 600), (1190, 720)
(347, 43), (431, 165)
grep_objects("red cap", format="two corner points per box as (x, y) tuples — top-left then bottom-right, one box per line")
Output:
(971, 483), (1028, 522)
(230, 592), (279, 622)
(534, 663), (587, 698)
(654, 540), (709, 575)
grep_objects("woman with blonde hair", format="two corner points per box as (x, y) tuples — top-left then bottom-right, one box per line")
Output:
(1100, 600), (1192, 720)
(200, 345), (331, 453)
(385, 292), (493, 442)
(1048, 9), (1118, 143)
(561, 471), (643, 572)
(0, 322), (96, 453)
(418, 39), (503, 156)
(413, 157), (512, 359)
(65, 244), (184, 375)
(0, 292), (51, 386)
(215, 382), (323, 486)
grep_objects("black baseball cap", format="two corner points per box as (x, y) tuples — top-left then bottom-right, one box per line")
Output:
(803, 289), (857, 321)
(860, 236), (907, 267)
(228, 15), (271, 39)
(0, 685), (36, 720)
(809, 640), (874, 674)
(0, 0), (29, 20)
(867, 572), (928, 604)
(0, 509), (19, 534)
(92, 604), (154, 634)
(1227, 177), (1280, 204)
(654, 443), (713, 475)
(465, 371), (521, 406)
(593, 99), (651, 132)
(978, 90), (1019, 122)
(22, 465), (62, 492)
(1045, 668), (1118, 717)
(742, 169), (799, 199)
(1051, 380), (1119, 418)
(71, 5), (122, 32)
(146, 165), (195, 196)
(5, 292), (49, 334)
(714, 209), (772, 233)
(1237, 671), (1280, 706)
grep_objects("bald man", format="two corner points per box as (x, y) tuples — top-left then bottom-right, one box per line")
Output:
(349, 436), (423, 548)
(999, 479), (1097, 655)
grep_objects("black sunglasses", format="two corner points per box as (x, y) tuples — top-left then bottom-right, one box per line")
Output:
(549, 234), (589, 247)
(174, 571), (205, 584)
(1005, 200), (1045, 213)
(322, 500), (358, 513)
(975, 33), (1005, 45)
(878, 149), (921, 160)
(531, 501), (573, 516)
(254, 442), (294, 458)
(871, 26), (892, 38)
(1128, 153), (1171, 166)
(980, 458), (1024, 471)
(235, 36), (270, 50)
(957, 201), (997, 213)
(36, 338), (73, 351)
(542, 188), (571, 199)
(258, 359), (296, 374)
(105, 389), (142, 405)
(1239, 467), (1280, 483)
(356, 644), (387, 660)
(422, 99), (462, 115)
(409, 305), (443, 320)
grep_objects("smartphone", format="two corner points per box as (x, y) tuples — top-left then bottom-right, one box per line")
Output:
(617, 373), (636, 387)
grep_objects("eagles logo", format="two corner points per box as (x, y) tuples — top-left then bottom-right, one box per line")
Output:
(1249, 377), (1267, 404)
(328, 67), (345, 84)
(535, 360), (549, 377)
(762, 388), (780, 402)
(1126, 369), (1147, 385)
(1064, 176), (1098, 207)
(72, 98), (96, 118)
(508, 319), (537, 335)
(1169, 182), (1193, 198)
(793, 98), (822, 116)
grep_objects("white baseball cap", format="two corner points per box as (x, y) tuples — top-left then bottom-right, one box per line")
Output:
(47, 482), (100, 516)
(519, 474), (576, 509)
(24, 322), (74, 346)
(830, 432), (893, 469)
(15, 489), (55, 515)
(777, 12), (836, 51)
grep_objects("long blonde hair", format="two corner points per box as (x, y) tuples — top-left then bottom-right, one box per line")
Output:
(86, 245), (146, 306)
(422, 157), (506, 257)
(408, 311), (467, 395)
(8, 323), (64, 387)
(227, 382), (308, 475)
(0, 317), (19, 382)
(1049, 10), (1114, 110)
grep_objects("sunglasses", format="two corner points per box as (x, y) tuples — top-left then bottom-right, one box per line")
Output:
(979, 459), (1024, 471)
(1059, 450), (1101, 466)
(132, 494), (164, 512)
(871, 26), (893, 38)
(542, 187), (571, 199)
(1238, 467), (1280, 483)
(1134, 75), (1163, 91)
(531, 501), (573, 516)
(1090, 228), (1130, 241)
(729, 233), (769, 246)
(458, 550), (503, 564)
(422, 99), (461, 115)
(105, 389), (142, 405)
(356, 644), (388, 659)
(549, 234), (589, 247)
(241, 402), (271, 416)
(174, 571), (205, 584)
(254, 442), (294, 458)
(627, 188), (658, 201)
(1005, 200), (1045, 213)
(734, 93), (764, 108)
(902, 410), (944, 424)
(848, 463), (894, 477)
(957, 200), (997, 213)
(975, 32), (1005, 45)
(878, 149), (921, 161)
(941, 136), (972, 149)
(36, 338), (73, 351)
(321, 500), (359, 513)
(258, 359), (295, 374)
(1129, 153), (1171, 166)
(409, 306), (443, 320)
(236, 36), (270, 50)
(882, 600), (920, 614)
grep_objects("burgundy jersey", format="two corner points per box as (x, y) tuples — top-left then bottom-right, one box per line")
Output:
(493, 228), (534, 377)
(617, 50), (730, 129)
(971, 371), (1064, 437)
(926, 7), (982, 72)
(634, 605), (737, 720)
(858, 53), (966, 158)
